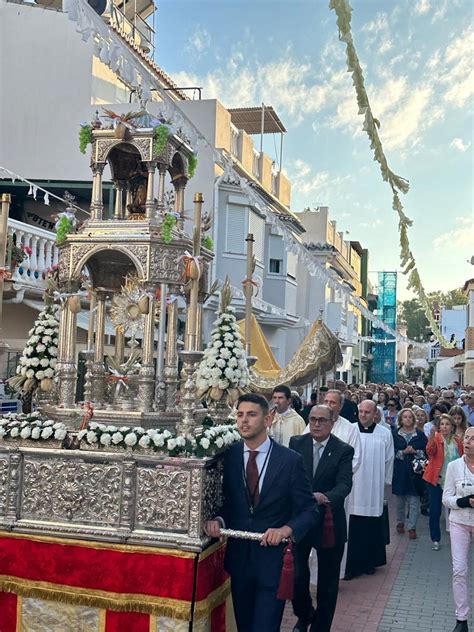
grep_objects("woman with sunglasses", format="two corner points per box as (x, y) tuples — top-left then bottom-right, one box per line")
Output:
(442, 427), (474, 632)
(392, 408), (427, 539)
(386, 398), (401, 429)
(423, 414), (463, 550)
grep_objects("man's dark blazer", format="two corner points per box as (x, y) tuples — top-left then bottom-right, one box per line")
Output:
(220, 439), (320, 580)
(289, 433), (353, 547)
(341, 398), (359, 424)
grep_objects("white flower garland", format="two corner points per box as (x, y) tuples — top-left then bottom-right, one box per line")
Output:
(0, 412), (67, 442)
(78, 420), (241, 457)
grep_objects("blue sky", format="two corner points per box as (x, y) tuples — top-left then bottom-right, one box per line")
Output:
(155, 0), (473, 299)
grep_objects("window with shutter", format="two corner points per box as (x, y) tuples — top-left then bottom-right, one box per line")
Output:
(249, 211), (265, 262)
(225, 205), (247, 254)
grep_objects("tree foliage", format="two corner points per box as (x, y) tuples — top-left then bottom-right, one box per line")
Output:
(398, 287), (466, 341)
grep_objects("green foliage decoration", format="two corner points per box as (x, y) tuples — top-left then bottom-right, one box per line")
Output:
(161, 213), (177, 244)
(188, 154), (198, 178)
(202, 235), (214, 251)
(79, 124), (93, 154)
(55, 216), (74, 245)
(153, 125), (170, 157)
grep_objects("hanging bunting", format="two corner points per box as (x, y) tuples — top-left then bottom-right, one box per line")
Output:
(329, 0), (453, 348)
(0, 165), (88, 216)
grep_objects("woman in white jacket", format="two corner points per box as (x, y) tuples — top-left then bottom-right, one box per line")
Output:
(442, 426), (474, 632)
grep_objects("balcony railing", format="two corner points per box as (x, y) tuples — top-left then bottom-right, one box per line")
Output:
(7, 219), (59, 291)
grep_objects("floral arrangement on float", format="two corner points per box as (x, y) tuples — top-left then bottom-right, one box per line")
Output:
(195, 277), (250, 406)
(8, 306), (59, 395)
(0, 412), (67, 443)
(77, 418), (240, 457)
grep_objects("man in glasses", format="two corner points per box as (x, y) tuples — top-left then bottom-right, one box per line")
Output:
(289, 405), (354, 632)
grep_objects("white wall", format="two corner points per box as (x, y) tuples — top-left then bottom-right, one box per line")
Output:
(433, 356), (460, 388)
(0, 1), (99, 180)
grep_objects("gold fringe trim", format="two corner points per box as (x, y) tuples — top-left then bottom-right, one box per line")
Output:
(0, 576), (191, 621)
(16, 594), (23, 632)
(194, 578), (231, 619)
(0, 531), (194, 559)
(198, 540), (225, 563)
(98, 609), (106, 632)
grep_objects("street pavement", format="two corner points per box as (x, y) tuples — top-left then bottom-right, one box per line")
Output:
(281, 492), (474, 632)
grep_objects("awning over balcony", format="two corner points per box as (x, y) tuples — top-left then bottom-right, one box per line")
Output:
(228, 106), (287, 134)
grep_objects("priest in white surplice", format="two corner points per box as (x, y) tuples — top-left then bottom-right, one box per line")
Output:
(344, 399), (394, 579)
(270, 384), (306, 447)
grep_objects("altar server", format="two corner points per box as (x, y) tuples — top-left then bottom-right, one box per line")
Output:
(270, 384), (306, 447)
(344, 399), (394, 579)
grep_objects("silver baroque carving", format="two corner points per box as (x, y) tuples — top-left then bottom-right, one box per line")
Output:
(135, 467), (190, 530)
(150, 247), (182, 284)
(21, 458), (122, 524)
(0, 459), (8, 516)
(202, 461), (223, 523)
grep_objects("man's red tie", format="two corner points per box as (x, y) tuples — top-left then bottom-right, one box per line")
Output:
(246, 450), (260, 507)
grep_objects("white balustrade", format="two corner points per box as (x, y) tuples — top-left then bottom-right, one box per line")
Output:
(7, 218), (58, 290)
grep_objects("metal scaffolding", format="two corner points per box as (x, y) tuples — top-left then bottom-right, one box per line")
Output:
(370, 271), (397, 383)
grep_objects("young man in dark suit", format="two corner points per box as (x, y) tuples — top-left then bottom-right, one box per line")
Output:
(205, 393), (320, 632)
(289, 404), (354, 632)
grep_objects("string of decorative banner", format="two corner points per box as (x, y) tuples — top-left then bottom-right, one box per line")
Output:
(0, 166), (90, 216)
(62, 0), (428, 351)
(328, 0), (453, 349)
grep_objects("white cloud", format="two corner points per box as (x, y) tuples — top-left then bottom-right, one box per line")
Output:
(439, 26), (474, 107)
(187, 27), (211, 55)
(286, 159), (353, 201)
(362, 12), (393, 55)
(450, 137), (471, 152)
(433, 217), (474, 249)
(413, 0), (431, 16)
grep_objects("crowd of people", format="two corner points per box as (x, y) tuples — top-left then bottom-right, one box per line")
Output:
(205, 379), (474, 632)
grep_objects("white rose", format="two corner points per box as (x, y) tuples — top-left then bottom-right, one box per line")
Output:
(153, 434), (165, 447)
(213, 340), (223, 348)
(36, 327), (44, 333)
(41, 427), (54, 440)
(105, 425), (118, 433)
(53, 339), (59, 345)
(220, 349), (231, 359)
(86, 431), (98, 443)
(218, 379), (229, 389)
(166, 438), (177, 451)
(36, 371), (45, 380)
(54, 428), (67, 440)
(43, 420), (54, 426)
(25, 347), (33, 356)
(124, 432), (138, 446)
(20, 427), (32, 439)
(42, 336), (52, 344)
(138, 435), (151, 448)
(176, 436), (186, 447)
(26, 369), (35, 378)
(119, 426), (129, 432)
(10, 427), (20, 438)
(77, 429), (88, 440)
(21, 367), (27, 376)
(49, 359), (57, 368)
(31, 427), (41, 439)
(49, 347), (58, 356)
(44, 369), (54, 378)
(36, 344), (46, 353)
(111, 432), (124, 444)
(40, 358), (50, 367)
(216, 359), (226, 368)
(200, 438), (210, 449)
(100, 433), (112, 446)
(215, 437), (224, 449)
(52, 422), (63, 430)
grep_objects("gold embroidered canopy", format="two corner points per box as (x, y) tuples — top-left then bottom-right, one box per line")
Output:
(239, 315), (342, 393)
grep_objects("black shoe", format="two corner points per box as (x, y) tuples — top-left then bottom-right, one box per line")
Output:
(365, 567), (375, 575)
(292, 620), (309, 632)
(343, 573), (356, 580)
(453, 621), (468, 632)
(420, 508), (429, 516)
